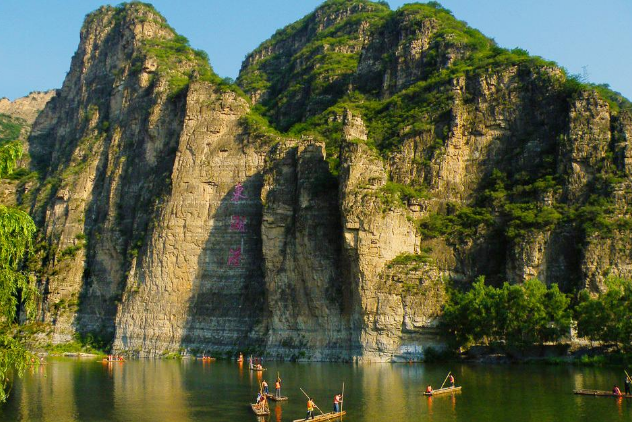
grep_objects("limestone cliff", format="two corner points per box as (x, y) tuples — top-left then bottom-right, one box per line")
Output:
(0, 91), (54, 208)
(24, 0), (632, 361)
(28, 3), (221, 343)
(0, 91), (56, 125)
(261, 140), (348, 359)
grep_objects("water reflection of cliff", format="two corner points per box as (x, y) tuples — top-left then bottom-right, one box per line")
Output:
(17, 361), (80, 421)
(113, 360), (190, 421)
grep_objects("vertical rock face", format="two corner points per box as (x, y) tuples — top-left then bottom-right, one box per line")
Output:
(26, 1), (632, 360)
(261, 141), (348, 359)
(338, 139), (445, 360)
(114, 82), (267, 355)
(339, 141), (425, 359)
(561, 91), (612, 201)
(28, 3), (198, 342)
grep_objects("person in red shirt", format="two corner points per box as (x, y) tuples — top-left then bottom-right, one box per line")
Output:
(426, 385), (433, 394)
(333, 393), (343, 413)
(613, 385), (623, 396)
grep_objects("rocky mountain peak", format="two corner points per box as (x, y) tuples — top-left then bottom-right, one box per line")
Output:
(0, 91), (56, 125)
(81, 2), (172, 42)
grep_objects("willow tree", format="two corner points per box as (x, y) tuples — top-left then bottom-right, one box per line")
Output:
(0, 139), (37, 403)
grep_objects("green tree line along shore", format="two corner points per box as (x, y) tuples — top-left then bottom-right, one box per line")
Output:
(443, 276), (632, 353)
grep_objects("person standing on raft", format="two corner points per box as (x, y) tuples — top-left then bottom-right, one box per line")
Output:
(262, 380), (269, 395)
(305, 397), (315, 420)
(625, 374), (631, 395)
(275, 378), (282, 398)
(449, 374), (455, 387)
(333, 393), (343, 413)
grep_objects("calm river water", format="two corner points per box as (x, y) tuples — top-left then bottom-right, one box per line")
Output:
(1, 358), (630, 421)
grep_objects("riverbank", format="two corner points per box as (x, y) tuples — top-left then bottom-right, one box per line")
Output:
(19, 322), (630, 366)
(434, 343), (632, 367)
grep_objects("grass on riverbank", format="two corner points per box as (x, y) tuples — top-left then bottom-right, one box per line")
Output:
(543, 352), (632, 367)
(44, 334), (109, 357)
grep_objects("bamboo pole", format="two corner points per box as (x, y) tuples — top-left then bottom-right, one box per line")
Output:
(300, 387), (325, 416)
(340, 382), (345, 414)
(439, 371), (451, 389)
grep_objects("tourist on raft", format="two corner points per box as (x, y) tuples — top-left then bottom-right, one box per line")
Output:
(305, 397), (315, 420)
(275, 378), (282, 398)
(333, 393), (343, 413)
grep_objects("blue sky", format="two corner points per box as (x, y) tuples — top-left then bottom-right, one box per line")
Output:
(1, 0), (630, 101)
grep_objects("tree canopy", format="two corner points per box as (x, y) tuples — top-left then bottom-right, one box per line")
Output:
(442, 277), (572, 348)
(0, 138), (37, 403)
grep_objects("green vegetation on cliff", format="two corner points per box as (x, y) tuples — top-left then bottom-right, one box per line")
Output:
(0, 114), (23, 144)
(237, 1), (565, 150)
(237, 0), (631, 201)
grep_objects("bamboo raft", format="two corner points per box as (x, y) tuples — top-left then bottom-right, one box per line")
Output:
(423, 386), (462, 396)
(249, 364), (266, 371)
(250, 403), (270, 416)
(292, 410), (346, 422)
(574, 389), (632, 398)
(266, 393), (288, 401)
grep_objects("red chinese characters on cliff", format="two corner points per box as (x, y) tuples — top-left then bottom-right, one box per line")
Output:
(227, 247), (242, 267)
(230, 215), (246, 232)
(227, 182), (247, 267)
(231, 182), (247, 202)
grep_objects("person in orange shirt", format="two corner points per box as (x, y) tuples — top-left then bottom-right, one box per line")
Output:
(305, 397), (315, 420)
(275, 378), (282, 398)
